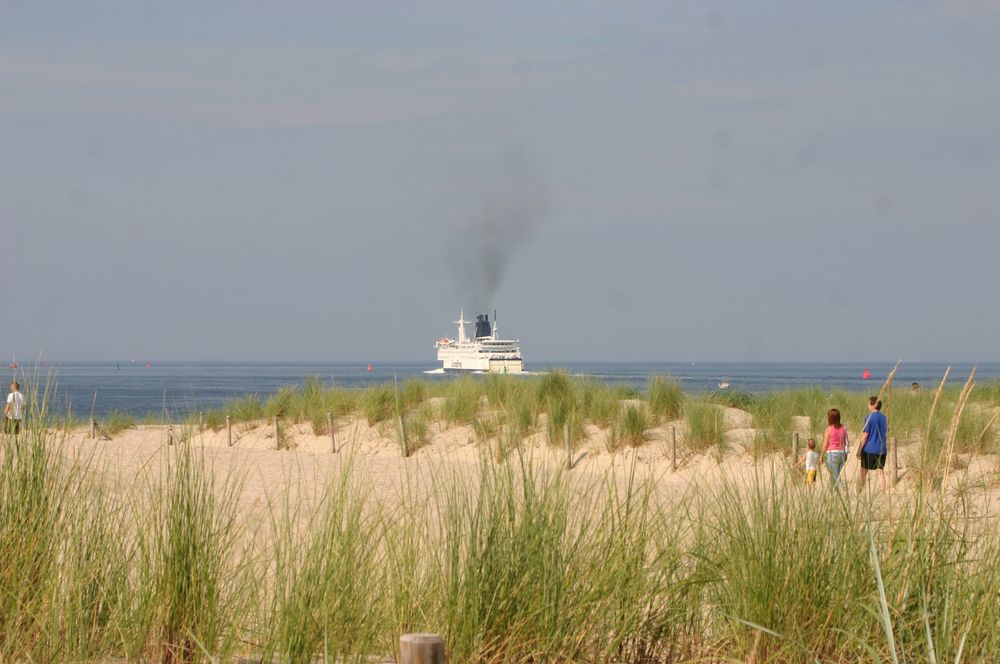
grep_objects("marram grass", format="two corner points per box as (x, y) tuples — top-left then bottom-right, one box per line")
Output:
(4, 426), (1000, 660)
(3, 371), (1000, 661)
(183, 372), (998, 461)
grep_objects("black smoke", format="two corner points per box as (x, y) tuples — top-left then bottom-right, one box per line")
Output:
(444, 152), (549, 313)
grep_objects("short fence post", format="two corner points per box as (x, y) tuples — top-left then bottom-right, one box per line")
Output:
(400, 633), (445, 664)
(494, 425), (504, 463)
(226, 416), (232, 447)
(671, 426), (677, 472)
(399, 415), (409, 458)
(167, 425), (174, 446)
(327, 412), (336, 453)
(890, 436), (898, 488)
(792, 432), (799, 464)
(90, 417), (96, 440)
(564, 421), (573, 470)
(274, 417), (281, 450)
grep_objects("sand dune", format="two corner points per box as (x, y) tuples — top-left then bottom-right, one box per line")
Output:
(59, 407), (1000, 522)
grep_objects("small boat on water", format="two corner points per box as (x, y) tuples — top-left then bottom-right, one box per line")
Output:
(718, 381), (731, 390)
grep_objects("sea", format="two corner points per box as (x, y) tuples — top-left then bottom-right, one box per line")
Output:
(8, 361), (998, 419)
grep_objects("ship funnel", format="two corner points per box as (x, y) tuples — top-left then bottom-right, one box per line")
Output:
(474, 314), (492, 339)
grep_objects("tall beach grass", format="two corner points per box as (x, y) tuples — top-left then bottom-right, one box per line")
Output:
(4, 370), (1000, 660)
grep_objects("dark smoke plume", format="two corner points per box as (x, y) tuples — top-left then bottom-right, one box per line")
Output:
(444, 152), (549, 313)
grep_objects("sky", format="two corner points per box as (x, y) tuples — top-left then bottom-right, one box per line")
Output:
(1, 0), (998, 363)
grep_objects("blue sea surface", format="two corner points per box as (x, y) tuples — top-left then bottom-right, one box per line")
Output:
(8, 361), (998, 419)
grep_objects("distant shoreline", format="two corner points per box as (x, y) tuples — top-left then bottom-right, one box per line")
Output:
(8, 361), (999, 419)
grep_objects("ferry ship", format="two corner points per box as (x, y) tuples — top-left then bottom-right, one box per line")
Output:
(434, 311), (524, 373)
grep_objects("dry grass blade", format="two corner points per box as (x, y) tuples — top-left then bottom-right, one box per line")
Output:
(974, 409), (1000, 447)
(898, 366), (951, 607)
(916, 366), (953, 489)
(878, 360), (902, 455)
(923, 367), (977, 602)
(877, 359), (903, 402)
(924, 367), (951, 451)
(938, 367), (976, 500)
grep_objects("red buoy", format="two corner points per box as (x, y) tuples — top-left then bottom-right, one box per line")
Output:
(367, 363), (374, 372)
(862, 368), (871, 380)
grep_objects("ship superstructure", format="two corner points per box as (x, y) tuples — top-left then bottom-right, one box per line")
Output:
(435, 310), (524, 373)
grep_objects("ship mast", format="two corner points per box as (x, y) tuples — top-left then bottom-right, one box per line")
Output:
(455, 310), (468, 344)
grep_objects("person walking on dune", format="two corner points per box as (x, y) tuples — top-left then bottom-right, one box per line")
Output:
(857, 396), (888, 491)
(821, 408), (849, 488)
(4, 381), (25, 435)
(797, 438), (821, 487)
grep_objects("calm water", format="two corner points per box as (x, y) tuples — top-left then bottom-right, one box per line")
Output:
(8, 361), (998, 419)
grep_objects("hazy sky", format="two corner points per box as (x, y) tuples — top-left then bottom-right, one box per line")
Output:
(2, 1), (998, 363)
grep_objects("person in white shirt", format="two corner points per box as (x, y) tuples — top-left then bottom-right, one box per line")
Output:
(797, 437), (821, 487)
(5, 381), (25, 435)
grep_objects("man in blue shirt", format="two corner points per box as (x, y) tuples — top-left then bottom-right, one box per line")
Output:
(857, 396), (888, 491)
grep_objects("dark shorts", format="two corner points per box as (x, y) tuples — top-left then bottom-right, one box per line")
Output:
(861, 451), (886, 470)
(3, 418), (20, 435)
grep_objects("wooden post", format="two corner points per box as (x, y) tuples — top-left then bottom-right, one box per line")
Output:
(167, 425), (174, 446)
(671, 426), (677, 472)
(890, 436), (898, 488)
(394, 373), (408, 458)
(327, 412), (336, 453)
(226, 415), (232, 447)
(792, 431), (799, 463)
(494, 424), (504, 463)
(274, 417), (281, 450)
(399, 415), (409, 458)
(90, 417), (96, 440)
(564, 421), (572, 470)
(400, 633), (445, 664)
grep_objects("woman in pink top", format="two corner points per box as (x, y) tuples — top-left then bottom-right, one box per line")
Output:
(821, 408), (849, 488)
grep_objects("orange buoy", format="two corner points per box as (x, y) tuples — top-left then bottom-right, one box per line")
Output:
(862, 368), (871, 380)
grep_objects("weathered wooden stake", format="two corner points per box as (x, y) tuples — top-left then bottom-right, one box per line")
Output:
(792, 431), (800, 463)
(890, 436), (899, 488)
(399, 415), (409, 458)
(226, 415), (232, 447)
(400, 633), (445, 664)
(327, 412), (336, 453)
(274, 417), (281, 450)
(671, 426), (677, 472)
(90, 417), (96, 440)
(564, 421), (573, 470)
(167, 425), (174, 446)
(494, 425), (504, 463)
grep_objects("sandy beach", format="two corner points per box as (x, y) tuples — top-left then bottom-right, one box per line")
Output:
(62, 401), (1000, 521)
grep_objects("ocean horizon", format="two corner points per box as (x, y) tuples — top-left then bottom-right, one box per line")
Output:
(7, 360), (998, 419)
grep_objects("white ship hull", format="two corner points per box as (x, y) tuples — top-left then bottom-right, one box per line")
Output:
(437, 347), (524, 373)
(435, 311), (524, 373)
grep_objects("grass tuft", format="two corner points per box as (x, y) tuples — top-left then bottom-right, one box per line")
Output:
(647, 375), (684, 422)
(685, 401), (726, 458)
(361, 385), (395, 425)
(610, 404), (649, 450)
